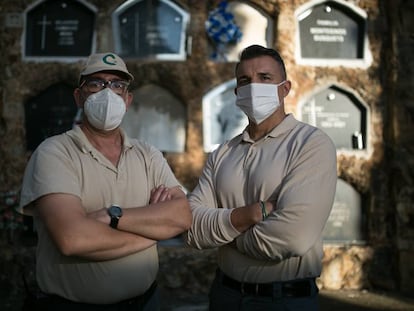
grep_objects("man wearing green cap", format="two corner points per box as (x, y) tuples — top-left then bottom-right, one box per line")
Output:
(18, 52), (191, 310)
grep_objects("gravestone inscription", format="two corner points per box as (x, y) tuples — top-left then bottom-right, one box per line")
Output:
(298, 1), (365, 59)
(300, 86), (367, 150)
(24, 0), (95, 57)
(113, 0), (189, 59)
(323, 179), (365, 243)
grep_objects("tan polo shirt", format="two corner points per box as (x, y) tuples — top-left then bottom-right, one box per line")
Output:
(186, 114), (337, 283)
(18, 126), (180, 303)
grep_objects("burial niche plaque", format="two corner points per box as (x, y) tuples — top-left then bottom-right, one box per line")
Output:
(323, 178), (366, 244)
(24, 83), (77, 151)
(298, 85), (368, 150)
(121, 84), (186, 153)
(24, 0), (96, 58)
(112, 0), (189, 60)
(297, 0), (366, 60)
(202, 80), (248, 152)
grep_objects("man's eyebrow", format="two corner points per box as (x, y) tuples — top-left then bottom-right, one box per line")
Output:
(236, 74), (250, 80)
(258, 72), (273, 77)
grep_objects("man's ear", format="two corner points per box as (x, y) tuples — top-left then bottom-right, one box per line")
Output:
(281, 80), (291, 98)
(73, 88), (82, 108)
(125, 92), (133, 110)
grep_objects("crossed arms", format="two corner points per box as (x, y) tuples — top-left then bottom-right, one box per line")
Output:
(35, 185), (191, 261)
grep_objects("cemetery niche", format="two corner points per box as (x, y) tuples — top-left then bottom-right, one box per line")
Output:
(295, 0), (371, 66)
(298, 84), (368, 151)
(206, 1), (273, 62)
(24, 83), (77, 151)
(112, 0), (189, 60)
(202, 80), (248, 152)
(121, 84), (186, 153)
(323, 178), (366, 244)
(23, 0), (96, 59)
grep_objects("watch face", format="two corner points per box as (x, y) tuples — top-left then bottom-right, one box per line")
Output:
(109, 205), (122, 217)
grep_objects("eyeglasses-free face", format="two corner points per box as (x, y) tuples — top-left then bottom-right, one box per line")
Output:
(80, 78), (130, 95)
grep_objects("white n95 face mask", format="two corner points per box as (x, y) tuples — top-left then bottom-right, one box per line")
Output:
(236, 82), (285, 125)
(84, 88), (126, 131)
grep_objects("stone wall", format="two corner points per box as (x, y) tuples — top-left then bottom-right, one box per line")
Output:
(0, 0), (413, 308)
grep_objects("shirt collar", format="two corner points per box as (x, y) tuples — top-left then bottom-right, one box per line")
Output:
(241, 114), (298, 143)
(66, 126), (133, 153)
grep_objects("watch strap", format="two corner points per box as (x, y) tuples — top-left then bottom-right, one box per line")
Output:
(110, 216), (119, 229)
(108, 205), (122, 229)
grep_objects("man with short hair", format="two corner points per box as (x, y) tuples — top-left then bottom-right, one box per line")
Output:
(18, 52), (191, 310)
(186, 45), (337, 310)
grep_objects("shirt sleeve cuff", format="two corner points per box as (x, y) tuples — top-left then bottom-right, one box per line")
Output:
(224, 208), (243, 237)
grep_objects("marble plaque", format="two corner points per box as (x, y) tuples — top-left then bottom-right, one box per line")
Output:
(298, 1), (365, 59)
(202, 80), (248, 152)
(24, 0), (96, 57)
(25, 83), (77, 151)
(299, 85), (367, 150)
(113, 0), (189, 60)
(323, 178), (366, 243)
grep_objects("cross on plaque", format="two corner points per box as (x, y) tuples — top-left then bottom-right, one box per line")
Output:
(24, 0), (96, 57)
(36, 14), (52, 50)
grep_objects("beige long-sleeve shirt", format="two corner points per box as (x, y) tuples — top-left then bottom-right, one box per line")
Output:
(186, 114), (337, 283)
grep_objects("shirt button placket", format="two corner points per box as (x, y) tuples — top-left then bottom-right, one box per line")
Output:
(243, 145), (254, 169)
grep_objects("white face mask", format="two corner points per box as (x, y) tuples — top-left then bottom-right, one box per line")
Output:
(84, 88), (126, 131)
(236, 81), (285, 125)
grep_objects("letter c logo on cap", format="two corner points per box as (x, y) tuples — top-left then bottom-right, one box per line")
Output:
(102, 54), (117, 66)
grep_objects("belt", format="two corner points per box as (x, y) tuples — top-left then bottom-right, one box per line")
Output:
(36, 281), (157, 308)
(119, 281), (158, 306)
(221, 273), (314, 298)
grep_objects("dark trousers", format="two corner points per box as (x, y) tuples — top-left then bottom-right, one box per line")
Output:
(209, 270), (319, 311)
(23, 282), (160, 311)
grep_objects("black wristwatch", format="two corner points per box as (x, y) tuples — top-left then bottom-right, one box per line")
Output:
(107, 205), (123, 229)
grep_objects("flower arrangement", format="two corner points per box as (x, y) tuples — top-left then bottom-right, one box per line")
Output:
(206, 0), (243, 60)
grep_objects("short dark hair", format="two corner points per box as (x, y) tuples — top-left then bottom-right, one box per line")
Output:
(235, 45), (287, 79)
